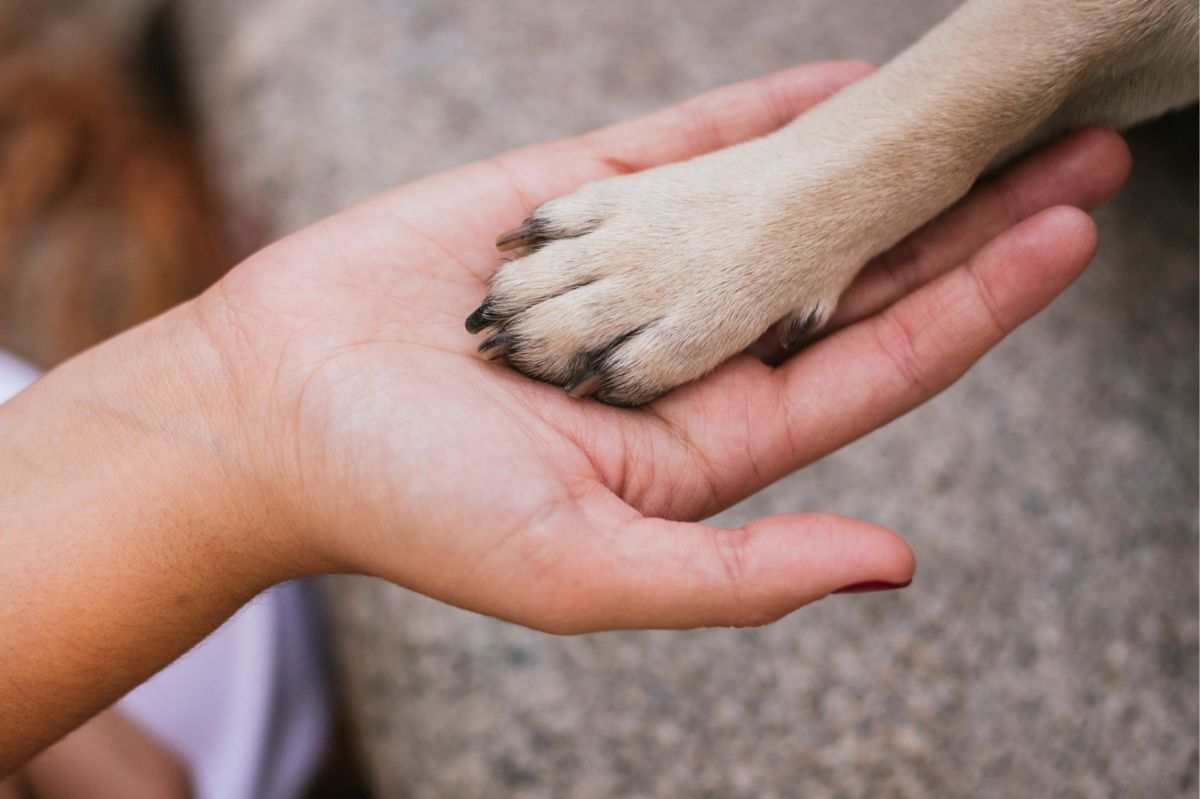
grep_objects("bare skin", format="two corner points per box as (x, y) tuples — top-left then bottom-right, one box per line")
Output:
(0, 61), (1130, 775)
(0, 710), (190, 799)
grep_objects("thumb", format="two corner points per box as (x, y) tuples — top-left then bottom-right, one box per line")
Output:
(550, 512), (915, 632)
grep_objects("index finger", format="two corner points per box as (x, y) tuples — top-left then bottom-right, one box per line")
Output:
(653, 206), (1099, 516)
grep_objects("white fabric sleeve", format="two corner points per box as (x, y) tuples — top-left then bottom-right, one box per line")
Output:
(0, 348), (40, 404)
(117, 581), (332, 799)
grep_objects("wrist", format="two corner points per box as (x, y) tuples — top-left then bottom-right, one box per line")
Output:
(0, 302), (310, 769)
(65, 301), (312, 585)
(0, 302), (304, 606)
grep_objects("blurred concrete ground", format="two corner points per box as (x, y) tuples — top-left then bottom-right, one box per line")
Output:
(177, 2), (1198, 796)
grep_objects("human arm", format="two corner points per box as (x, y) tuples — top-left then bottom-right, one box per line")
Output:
(0, 708), (191, 799)
(0, 60), (1130, 772)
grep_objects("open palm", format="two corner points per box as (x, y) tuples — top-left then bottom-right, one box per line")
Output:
(196, 62), (1129, 632)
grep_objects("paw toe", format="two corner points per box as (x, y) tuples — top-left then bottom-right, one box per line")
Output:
(494, 190), (609, 255)
(775, 302), (834, 350)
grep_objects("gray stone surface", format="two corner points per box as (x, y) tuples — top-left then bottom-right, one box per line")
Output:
(178, 2), (1197, 796)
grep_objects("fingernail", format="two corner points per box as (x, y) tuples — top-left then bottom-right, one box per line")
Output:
(833, 579), (912, 594)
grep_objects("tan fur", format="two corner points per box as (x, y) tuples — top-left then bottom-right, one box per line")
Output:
(472, 0), (1200, 406)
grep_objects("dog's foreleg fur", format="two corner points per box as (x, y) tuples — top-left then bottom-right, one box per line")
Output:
(469, 0), (1198, 405)
(762, 0), (1199, 271)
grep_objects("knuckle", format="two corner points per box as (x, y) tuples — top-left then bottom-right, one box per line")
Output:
(872, 309), (936, 398)
(709, 527), (766, 625)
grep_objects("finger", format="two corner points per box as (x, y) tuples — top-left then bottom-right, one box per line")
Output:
(536, 512), (914, 633)
(827, 128), (1130, 331)
(659, 206), (1098, 510)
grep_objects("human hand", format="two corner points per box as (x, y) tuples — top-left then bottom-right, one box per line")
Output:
(0, 60), (1130, 769)
(189, 62), (1130, 631)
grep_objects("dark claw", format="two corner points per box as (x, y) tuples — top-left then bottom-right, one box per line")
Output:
(496, 221), (542, 252)
(465, 300), (497, 334)
(564, 370), (604, 399)
(478, 331), (514, 360)
(781, 309), (819, 350)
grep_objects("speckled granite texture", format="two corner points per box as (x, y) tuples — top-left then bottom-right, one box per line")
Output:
(177, 2), (1198, 796)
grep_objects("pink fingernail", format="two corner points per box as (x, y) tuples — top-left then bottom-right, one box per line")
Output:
(833, 579), (912, 594)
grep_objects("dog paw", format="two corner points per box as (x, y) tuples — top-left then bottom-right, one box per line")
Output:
(466, 145), (861, 406)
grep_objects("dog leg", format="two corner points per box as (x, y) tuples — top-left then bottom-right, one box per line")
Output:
(468, 0), (1198, 406)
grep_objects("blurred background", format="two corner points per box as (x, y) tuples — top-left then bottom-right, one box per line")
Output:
(4, 1), (1196, 797)
(0, 0), (225, 366)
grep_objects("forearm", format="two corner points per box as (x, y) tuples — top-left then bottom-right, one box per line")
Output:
(0, 305), (290, 774)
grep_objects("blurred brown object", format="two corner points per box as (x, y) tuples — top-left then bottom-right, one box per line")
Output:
(0, 6), (228, 368)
